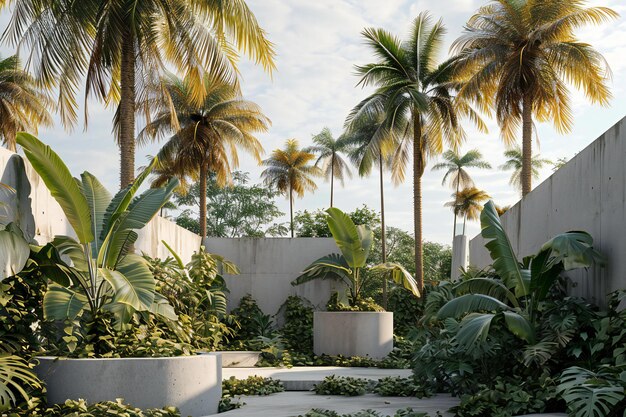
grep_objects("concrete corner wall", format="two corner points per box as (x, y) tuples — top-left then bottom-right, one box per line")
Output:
(203, 237), (340, 315)
(450, 234), (468, 280)
(0, 147), (200, 263)
(469, 116), (626, 305)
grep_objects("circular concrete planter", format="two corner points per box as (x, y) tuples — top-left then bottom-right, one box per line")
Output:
(35, 353), (222, 417)
(313, 311), (393, 359)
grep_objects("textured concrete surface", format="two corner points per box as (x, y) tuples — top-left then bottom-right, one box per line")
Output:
(36, 354), (222, 417)
(215, 392), (459, 417)
(222, 367), (412, 391)
(214, 351), (260, 367)
(314, 312), (394, 359)
(203, 237), (340, 316)
(469, 115), (626, 305)
(450, 234), (468, 280)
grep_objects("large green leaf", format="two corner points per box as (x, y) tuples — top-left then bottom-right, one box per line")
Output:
(558, 367), (625, 417)
(29, 242), (74, 287)
(0, 226), (30, 281)
(16, 133), (94, 244)
(454, 277), (519, 308)
(541, 231), (606, 271)
(80, 172), (112, 257)
(149, 292), (177, 321)
(371, 262), (420, 297)
(292, 253), (352, 286)
(100, 254), (155, 311)
(455, 313), (496, 350)
(43, 284), (88, 320)
(51, 236), (88, 271)
(503, 310), (535, 343)
(0, 355), (42, 411)
(438, 293), (510, 319)
(480, 200), (529, 297)
(326, 207), (371, 268)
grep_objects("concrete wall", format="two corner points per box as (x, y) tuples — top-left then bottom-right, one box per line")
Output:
(450, 234), (468, 280)
(204, 237), (340, 315)
(469, 116), (626, 305)
(0, 147), (200, 263)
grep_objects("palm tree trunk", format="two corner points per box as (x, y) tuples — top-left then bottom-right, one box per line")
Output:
(330, 154), (334, 208)
(379, 153), (388, 309)
(290, 185), (294, 238)
(199, 164), (208, 238)
(521, 91), (533, 196)
(119, 31), (136, 188)
(413, 113), (424, 292)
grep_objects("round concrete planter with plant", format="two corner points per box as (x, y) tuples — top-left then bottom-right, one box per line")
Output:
(17, 133), (224, 416)
(292, 208), (420, 359)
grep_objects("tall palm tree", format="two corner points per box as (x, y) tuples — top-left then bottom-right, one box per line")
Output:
(500, 147), (552, 195)
(305, 127), (352, 208)
(453, 0), (616, 196)
(138, 72), (270, 238)
(4, 0), (275, 187)
(0, 55), (52, 152)
(444, 187), (490, 235)
(261, 139), (321, 237)
(347, 13), (485, 291)
(432, 149), (491, 239)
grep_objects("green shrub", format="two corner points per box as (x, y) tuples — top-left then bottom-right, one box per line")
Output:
(298, 409), (440, 417)
(230, 295), (275, 347)
(7, 399), (180, 417)
(218, 397), (244, 413)
(313, 375), (370, 396)
(280, 296), (314, 354)
(326, 294), (382, 312)
(387, 287), (422, 335)
(221, 375), (284, 397)
(373, 377), (431, 398)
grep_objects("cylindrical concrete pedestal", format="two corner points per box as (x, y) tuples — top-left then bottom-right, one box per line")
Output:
(313, 311), (393, 359)
(36, 353), (222, 417)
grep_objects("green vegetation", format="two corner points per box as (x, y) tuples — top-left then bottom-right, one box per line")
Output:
(313, 375), (370, 396)
(222, 375), (284, 397)
(499, 148), (553, 195)
(300, 410), (440, 417)
(8, 399), (181, 417)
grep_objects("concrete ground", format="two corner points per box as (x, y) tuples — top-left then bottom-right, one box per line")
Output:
(216, 392), (459, 417)
(222, 367), (413, 391)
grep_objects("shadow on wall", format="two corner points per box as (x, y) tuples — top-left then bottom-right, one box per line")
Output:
(1, 153), (36, 239)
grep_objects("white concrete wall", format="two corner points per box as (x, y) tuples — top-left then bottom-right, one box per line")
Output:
(450, 234), (468, 280)
(204, 237), (340, 315)
(469, 116), (626, 305)
(0, 147), (200, 263)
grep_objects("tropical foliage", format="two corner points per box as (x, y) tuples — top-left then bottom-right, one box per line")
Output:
(16, 132), (177, 331)
(500, 147), (552, 194)
(453, 0), (616, 195)
(140, 72), (269, 237)
(261, 139), (321, 237)
(4, 0), (275, 186)
(0, 55), (51, 152)
(444, 187), (490, 236)
(348, 12), (485, 291)
(292, 208), (419, 307)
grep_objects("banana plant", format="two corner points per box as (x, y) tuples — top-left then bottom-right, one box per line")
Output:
(437, 200), (605, 349)
(16, 133), (178, 327)
(292, 207), (419, 307)
(0, 183), (30, 282)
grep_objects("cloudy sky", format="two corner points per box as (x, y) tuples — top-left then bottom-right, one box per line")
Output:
(1, 0), (625, 245)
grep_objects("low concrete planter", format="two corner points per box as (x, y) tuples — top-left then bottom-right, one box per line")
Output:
(214, 351), (260, 367)
(313, 311), (393, 359)
(36, 353), (222, 417)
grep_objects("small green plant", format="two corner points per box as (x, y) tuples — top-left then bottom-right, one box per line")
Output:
(313, 375), (370, 396)
(218, 397), (245, 413)
(221, 375), (284, 397)
(6, 399), (181, 417)
(299, 409), (440, 417)
(280, 296), (314, 354)
(373, 377), (431, 398)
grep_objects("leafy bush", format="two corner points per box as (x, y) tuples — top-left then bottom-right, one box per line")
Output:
(7, 399), (180, 417)
(230, 294), (275, 347)
(373, 377), (431, 398)
(313, 375), (370, 396)
(557, 365), (626, 417)
(326, 293), (382, 312)
(218, 397), (244, 413)
(299, 409), (440, 417)
(280, 296), (313, 354)
(221, 375), (284, 397)
(387, 288), (422, 335)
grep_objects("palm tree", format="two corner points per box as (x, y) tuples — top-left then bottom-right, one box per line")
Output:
(305, 128), (352, 208)
(500, 147), (552, 195)
(453, 1), (616, 196)
(5, 0), (275, 187)
(261, 139), (321, 237)
(0, 55), (52, 152)
(348, 13), (485, 291)
(432, 149), (491, 239)
(139, 72), (270, 238)
(444, 187), (490, 235)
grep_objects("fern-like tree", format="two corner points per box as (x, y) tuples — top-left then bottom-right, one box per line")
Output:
(500, 147), (551, 195)
(139, 72), (270, 238)
(348, 13), (485, 291)
(453, 0), (616, 196)
(305, 127), (352, 208)
(261, 139), (321, 237)
(432, 149), (491, 239)
(4, 0), (275, 187)
(444, 187), (490, 235)
(0, 55), (51, 152)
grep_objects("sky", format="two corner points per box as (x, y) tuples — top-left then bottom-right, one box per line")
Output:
(1, 0), (626, 245)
